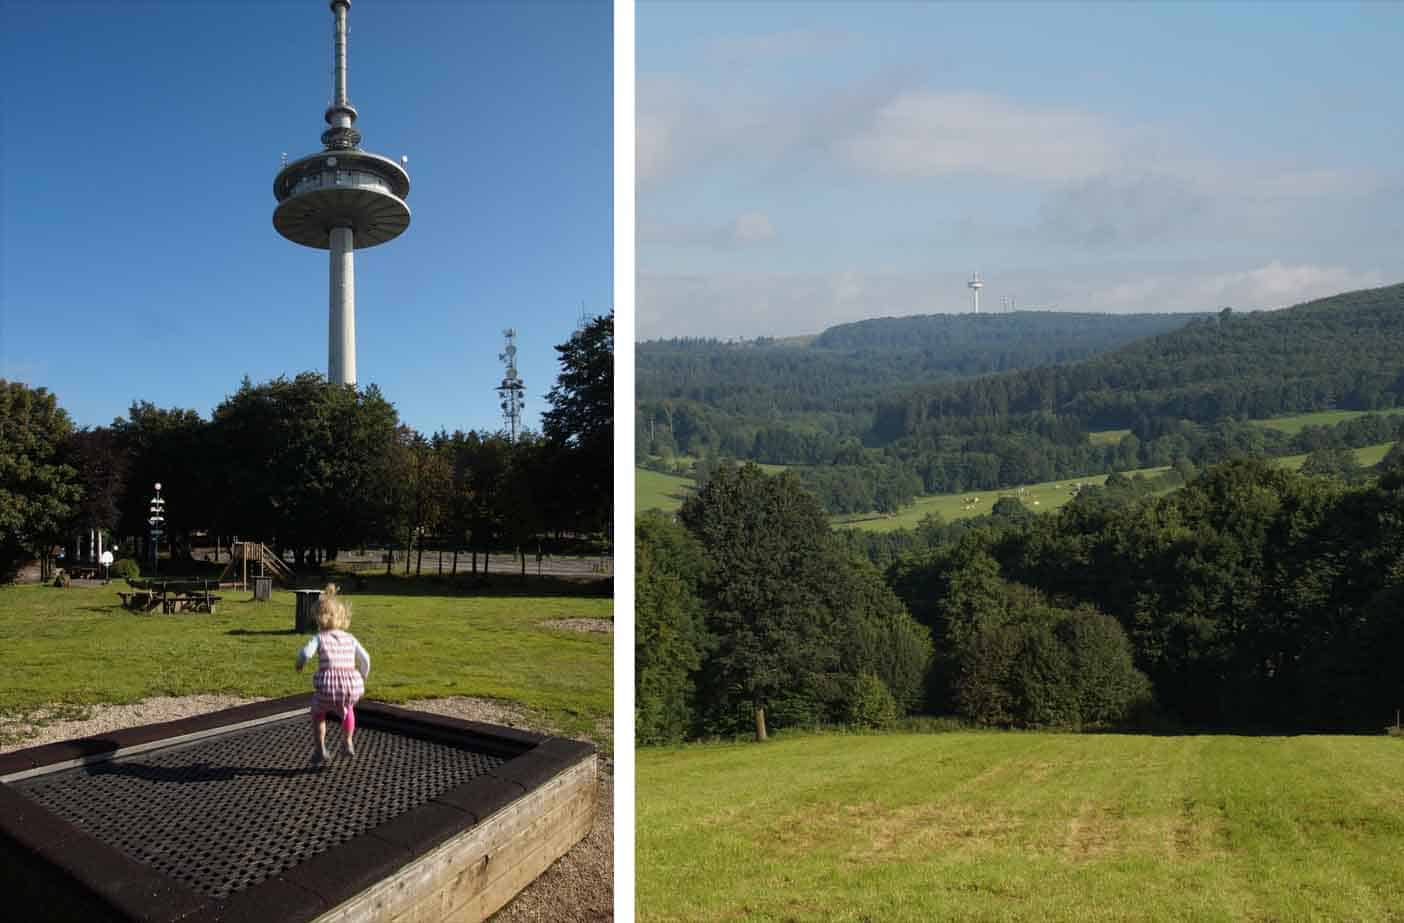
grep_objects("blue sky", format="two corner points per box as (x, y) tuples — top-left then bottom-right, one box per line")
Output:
(0, 0), (612, 435)
(638, 1), (1404, 340)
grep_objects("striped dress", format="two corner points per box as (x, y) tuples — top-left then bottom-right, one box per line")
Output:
(311, 630), (365, 715)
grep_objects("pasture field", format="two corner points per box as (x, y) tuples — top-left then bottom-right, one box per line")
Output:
(638, 466), (695, 512)
(637, 732), (1404, 921)
(0, 582), (611, 745)
(1275, 441), (1393, 471)
(1250, 408), (1404, 435)
(833, 469), (1170, 533)
(1087, 428), (1132, 446)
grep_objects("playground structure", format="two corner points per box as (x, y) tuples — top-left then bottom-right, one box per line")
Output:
(219, 542), (295, 590)
(0, 697), (596, 921)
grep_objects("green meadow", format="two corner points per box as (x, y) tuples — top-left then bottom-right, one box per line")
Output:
(0, 582), (611, 745)
(832, 469), (1170, 532)
(640, 439), (1399, 528)
(638, 466), (695, 512)
(637, 731), (1404, 922)
(1250, 408), (1404, 435)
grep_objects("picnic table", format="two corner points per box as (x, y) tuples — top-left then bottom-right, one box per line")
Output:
(118, 580), (222, 614)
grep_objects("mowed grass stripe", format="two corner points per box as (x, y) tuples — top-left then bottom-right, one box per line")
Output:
(637, 733), (1404, 921)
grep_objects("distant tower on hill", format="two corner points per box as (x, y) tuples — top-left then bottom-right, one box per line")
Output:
(967, 272), (984, 314)
(273, 0), (412, 386)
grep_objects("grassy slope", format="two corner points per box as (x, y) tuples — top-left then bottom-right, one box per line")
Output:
(0, 584), (611, 741)
(640, 441), (1397, 526)
(1250, 408), (1404, 435)
(638, 732), (1404, 921)
(637, 467), (695, 512)
(837, 442), (1394, 533)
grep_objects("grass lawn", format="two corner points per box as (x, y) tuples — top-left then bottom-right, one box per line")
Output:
(1250, 409), (1404, 435)
(1274, 442), (1393, 471)
(637, 731), (1404, 921)
(833, 469), (1170, 533)
(638, 466), (695, 512)
(0, 582), (611, 745)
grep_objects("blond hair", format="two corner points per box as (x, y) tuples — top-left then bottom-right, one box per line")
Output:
(316, 583), (350, 632)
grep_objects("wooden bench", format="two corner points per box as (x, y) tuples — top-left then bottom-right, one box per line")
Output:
(161, 593), (222, 614)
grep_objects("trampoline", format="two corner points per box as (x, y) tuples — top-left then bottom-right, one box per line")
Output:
(0, 696), (596, 922)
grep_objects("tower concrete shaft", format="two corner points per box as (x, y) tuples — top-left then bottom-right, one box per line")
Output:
(273, 0), (410, 387)
(329, 226), (356, 384)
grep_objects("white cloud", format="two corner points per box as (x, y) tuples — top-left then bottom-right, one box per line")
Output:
(840, 91), (1123, 182)
(639, 211), (776, 249)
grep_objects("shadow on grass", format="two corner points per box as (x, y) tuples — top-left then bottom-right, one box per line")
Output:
(315, 572), (611, 599)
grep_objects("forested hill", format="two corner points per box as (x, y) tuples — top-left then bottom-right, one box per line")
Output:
(638, 311), (1203, 417)
(873, 283), (1404, 443)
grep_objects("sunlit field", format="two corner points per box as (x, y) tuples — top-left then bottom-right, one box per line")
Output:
(638, 731), (1404, 921)
(0, 582), (611, 745)
(1250, 409), (1404, 435)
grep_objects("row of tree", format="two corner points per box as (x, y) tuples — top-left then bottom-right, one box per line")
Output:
(639, 448), (1404, 741)
(0, 313), (613, 580)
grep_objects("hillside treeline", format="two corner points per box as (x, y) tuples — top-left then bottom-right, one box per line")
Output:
(876, 286), (1404, 442)
(638, 311), (1200, 418)
(0, 314), (613, 580)
(638, 453), (1404, 738)
(643, 285), (1404, 517)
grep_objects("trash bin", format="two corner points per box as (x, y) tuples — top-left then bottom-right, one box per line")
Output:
(252, 576), (272, 601)
(294, 589), (323, 633)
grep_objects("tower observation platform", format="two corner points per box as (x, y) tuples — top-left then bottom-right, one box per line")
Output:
(274, 0), (410, 386)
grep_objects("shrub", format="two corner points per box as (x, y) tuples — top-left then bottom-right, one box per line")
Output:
(110, 558), (141, 580)
(844, 673), (898, 729)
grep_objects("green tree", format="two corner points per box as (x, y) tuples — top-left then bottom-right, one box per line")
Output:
(679, 463), (840, 740)
(635, 511), (711, 743)
(544, 311), (613, 536)
(0, 381), (81, 579)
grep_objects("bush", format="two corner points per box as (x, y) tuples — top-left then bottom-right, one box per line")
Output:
(110, 558), (141, 580)
(844, 673), (898, 729)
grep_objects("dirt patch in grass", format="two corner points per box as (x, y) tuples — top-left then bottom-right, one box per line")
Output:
(539, 618), (613, 633)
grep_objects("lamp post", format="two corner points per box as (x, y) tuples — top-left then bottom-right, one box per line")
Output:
(148, 482), (166, 579)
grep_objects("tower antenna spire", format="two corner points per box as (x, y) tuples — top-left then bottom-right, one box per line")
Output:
(273, 0), (411, 387)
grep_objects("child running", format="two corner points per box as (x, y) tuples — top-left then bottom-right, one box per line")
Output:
(295, 584), (370, 765)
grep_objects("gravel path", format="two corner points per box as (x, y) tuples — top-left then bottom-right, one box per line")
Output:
(0, 694), (612, 921)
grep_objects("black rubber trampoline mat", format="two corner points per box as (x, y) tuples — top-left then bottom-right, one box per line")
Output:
(11, 714), (507, 899)
(0, 695), (596, 923)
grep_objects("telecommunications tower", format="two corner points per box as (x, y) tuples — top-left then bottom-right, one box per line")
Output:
(497, 329), (525, 443)
(967, 272), (984, 314)
(273, 0), (411, 386)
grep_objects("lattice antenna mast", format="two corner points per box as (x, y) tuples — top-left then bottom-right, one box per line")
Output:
(497, 329), (525, 443)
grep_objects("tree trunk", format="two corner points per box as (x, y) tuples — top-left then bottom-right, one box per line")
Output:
(416, 542), (423, 577)
(754, 705), (768, 742)
(451, 549), (458, 576)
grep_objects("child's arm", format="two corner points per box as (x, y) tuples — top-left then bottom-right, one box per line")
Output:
(353, 639), (371, 679)
(296, 636), (318, 672)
